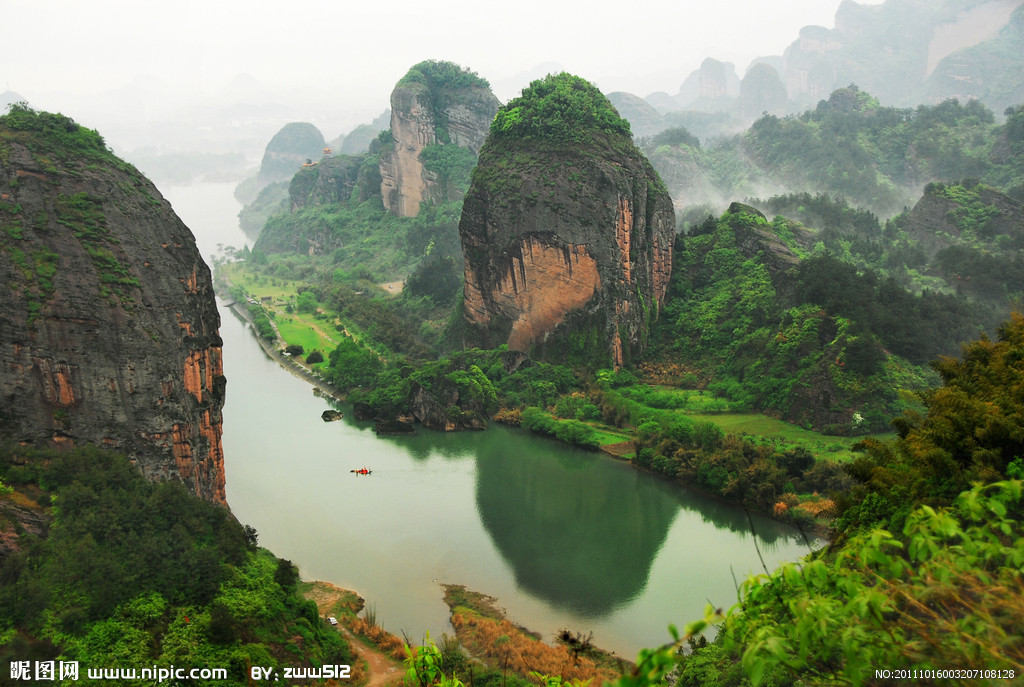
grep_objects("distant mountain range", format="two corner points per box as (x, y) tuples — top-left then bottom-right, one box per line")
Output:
(611, 0), (1024, 139)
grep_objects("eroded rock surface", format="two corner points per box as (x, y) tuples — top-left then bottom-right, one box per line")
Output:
(379, 62), (499, 218)
(459, 75), (675, 366)
(0, 111), (227, 504)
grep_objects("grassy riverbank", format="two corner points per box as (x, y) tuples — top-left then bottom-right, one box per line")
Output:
(214, 256), (877, 529)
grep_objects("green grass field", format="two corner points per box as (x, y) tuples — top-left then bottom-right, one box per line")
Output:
(687, 412), (865, 460)
(591, 427), (632, 447)
(224, 264), (340, 366)
(617, 384), (895, 461)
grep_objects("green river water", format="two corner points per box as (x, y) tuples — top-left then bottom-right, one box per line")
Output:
(165, 181), (821, 660)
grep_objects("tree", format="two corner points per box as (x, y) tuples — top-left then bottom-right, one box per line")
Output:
(296, 290), (318, 313)
(490, 73), (631, 144)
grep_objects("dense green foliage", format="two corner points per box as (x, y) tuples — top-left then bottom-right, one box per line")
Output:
(642, 126), (701, 150)
(325, 335), (382, 390)
(583, 383), (851, 518)
(643, 88), (1024, 219)
(747, 182), (1022, 342)
(0, 446), (351, 682)
(992, 104), (1024, 200)
(257, 195), (461, 279)
(490, 73), (631, 144)
(653, 208), (937, 432)
(1, 447), (246, 630)
(519, 407), (601, 450)
(398, 60), (490, 91)
(349, 348), (582, 423)
(615, 317), (1024, 687)
(420, 143), (478, 194)
(753, 192), (881, 262)
(838, 313), (1024, 532)
(744, 90), (995, 214)
(791, 255), (976, 365)
(1, 103), (113, 165)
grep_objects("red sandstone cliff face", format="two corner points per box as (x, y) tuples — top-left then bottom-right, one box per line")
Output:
(0, 122), (227, 504)
(379, 69), (499, 218)
(460, 140), (675, 366)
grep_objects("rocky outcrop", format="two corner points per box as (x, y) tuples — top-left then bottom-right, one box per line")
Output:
(406, 380), (489, 431)
(727, 202), (803, 273)
(0, 108), (226, 504)
(379, 61), (500, 218)
(258, 122), (327, 187)
(288, 155), (363, 211)
(459, 74), (675, 367)
(900, 182), (1024, 261)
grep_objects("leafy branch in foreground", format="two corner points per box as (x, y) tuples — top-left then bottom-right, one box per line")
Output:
(613, 608), (725, 687)
(625, 480), (1024, 687)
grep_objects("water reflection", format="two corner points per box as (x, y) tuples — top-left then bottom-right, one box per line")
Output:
(372, 422), (816, 615)
(475, 436), (678, 615)
(167, 180), (823, 658)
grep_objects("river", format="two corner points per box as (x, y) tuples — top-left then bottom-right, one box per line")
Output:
(162, 181), (820, 660)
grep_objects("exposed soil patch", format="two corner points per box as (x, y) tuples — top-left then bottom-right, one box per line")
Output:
(302, 581), (405, 687)
(441, 584), (631, 684)
(601, 440), (634, 458)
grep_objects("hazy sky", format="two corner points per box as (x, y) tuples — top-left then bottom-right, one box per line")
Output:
(4, 0), (885, 103)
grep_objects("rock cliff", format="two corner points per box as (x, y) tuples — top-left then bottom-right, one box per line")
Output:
(379, 60), (500, 217)
(900, 181), (1024, 261)
(258, 122), (327, 187)
(0, 106), (226, 504)
(235, 122), (326, 208)
(459, 73), (675, 366)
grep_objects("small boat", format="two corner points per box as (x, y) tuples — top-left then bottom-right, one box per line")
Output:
(350, 468), (372, 475)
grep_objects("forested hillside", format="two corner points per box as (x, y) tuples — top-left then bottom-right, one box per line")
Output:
(621, 316), (1024, 686)
(227, 83), (1024, 452)
(217, 70), (1024, 683)
(0, 446), (351, 684)
(642, 89), (1024, 219)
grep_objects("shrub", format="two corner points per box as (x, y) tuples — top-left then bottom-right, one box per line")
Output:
(490, 73), (631, 144)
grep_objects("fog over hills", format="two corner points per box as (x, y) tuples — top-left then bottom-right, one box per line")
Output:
(6, 0), (1021, 188)
(3, 0), (889, 177)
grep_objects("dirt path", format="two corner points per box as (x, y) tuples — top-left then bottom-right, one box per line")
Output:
(341, 627), (403, 687)
(378, 280), (404, 296)
(303, 581), (404, 687)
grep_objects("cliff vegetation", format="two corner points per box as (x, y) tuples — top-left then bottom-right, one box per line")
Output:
(644, 88), (1024, 220)
(0, 445), (352, 683)
(1, 104), (227, 503)
(490, 73), (631, 145)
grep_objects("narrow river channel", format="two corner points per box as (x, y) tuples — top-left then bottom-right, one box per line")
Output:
(163, 181), (821, 660)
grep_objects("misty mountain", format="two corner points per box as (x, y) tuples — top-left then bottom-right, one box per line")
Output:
(639, 86), (1023, 220)
(620, 0), (1024, 141)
